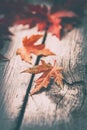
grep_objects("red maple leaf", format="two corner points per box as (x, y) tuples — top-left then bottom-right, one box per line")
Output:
(1, 1), (87, 40)
(14, 1), (87, 39)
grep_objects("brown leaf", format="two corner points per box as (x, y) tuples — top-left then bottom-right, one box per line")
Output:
(30, 61), (63, 95)
(16, 35), (55, 63)
(22, 60), (52, 73)
(23, 60), (63, 95)
(23, 34), (42, 46)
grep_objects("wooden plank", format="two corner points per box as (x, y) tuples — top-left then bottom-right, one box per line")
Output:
(0, 26), (44, 130)
(21, 19), (87, 129)
(0, 17), (87, 130)
(21, 26), (87, 130)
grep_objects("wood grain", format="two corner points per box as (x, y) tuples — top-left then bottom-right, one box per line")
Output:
(0, 17), (87, 130)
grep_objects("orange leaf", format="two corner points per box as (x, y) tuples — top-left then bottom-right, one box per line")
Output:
(30, 61), (63, 95)
(16, 35), (55, 63)
(22, 60), (63, 95)
(23, 34), (42, 46)
(22, 60), (52, 73)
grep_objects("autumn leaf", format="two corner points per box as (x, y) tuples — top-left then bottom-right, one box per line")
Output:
(38, 10), (78, 39)
(0, 1), (87, 40)
(14, 4), (78, 39)
(22, 60), (63, 95)
(16, 34), (55, 63)
(22, 60), (52, 73)
(13, 1), (87, 39)
(31, 60), (63, 95)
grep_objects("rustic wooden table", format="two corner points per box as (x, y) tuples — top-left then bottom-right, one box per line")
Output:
(0, 16), (87, 130)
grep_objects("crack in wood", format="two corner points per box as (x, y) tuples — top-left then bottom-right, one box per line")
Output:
(13, 31), (47, 130)
(46, 78), (86, 125)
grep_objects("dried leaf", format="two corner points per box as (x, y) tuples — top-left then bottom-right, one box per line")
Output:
(13, 2), (86, 39)
(16, 35), (55, 63)
(31, 61), (63, 95)
(22, 60), (52, 73)
(23, 60), (63, 95)
(23, 34), (42, 46)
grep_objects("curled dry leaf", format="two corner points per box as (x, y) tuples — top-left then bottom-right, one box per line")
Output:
(22, 60), (63, 95)
(16, 34), (55, 63)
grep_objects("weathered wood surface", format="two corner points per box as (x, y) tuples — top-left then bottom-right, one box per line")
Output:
(0, 17), (87, 130)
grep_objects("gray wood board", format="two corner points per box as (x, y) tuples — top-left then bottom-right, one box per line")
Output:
(0, 18), (87, 130)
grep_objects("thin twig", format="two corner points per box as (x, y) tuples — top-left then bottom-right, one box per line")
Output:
(13, 30), (47, 130)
